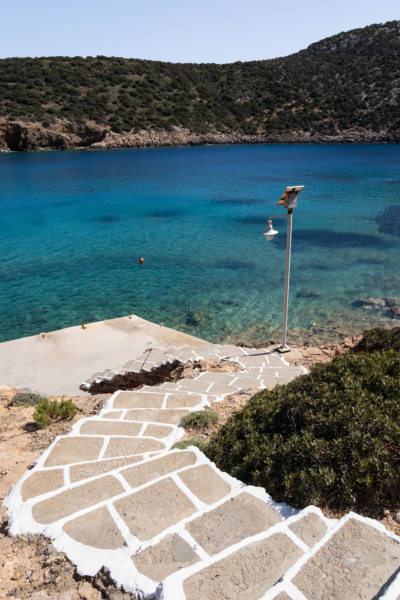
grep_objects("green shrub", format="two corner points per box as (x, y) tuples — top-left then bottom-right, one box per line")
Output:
(173, 438), (209, 452)
(206, 350), (400, 517)
(180, 410), (219, 429)
(0, 22), (398, 137)
(7, 391), (44, 407)
(352, 326), (400, 353)
(33, 398), (77, 429)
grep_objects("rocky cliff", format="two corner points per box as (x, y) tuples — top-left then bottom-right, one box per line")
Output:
(0, 119), (398, 152)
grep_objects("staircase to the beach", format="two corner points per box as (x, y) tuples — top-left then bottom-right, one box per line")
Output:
(80, 343), (306, 394)
(4, 343), (400, 600)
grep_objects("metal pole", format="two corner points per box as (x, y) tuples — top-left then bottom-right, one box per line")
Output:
(280, 208), (292, 352)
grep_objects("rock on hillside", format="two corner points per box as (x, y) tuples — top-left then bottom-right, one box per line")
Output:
(0, 119), (398, 152)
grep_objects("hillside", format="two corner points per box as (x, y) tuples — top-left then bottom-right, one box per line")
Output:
(0, 20), (399, 151)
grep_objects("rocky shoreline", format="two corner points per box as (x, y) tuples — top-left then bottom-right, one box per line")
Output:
(0, 119), (398, 152)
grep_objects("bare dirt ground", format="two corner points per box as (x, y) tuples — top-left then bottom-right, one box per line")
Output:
(283, 334), (363, 368)
(0, 386), (136, 600)
(169, 358), (241, 380)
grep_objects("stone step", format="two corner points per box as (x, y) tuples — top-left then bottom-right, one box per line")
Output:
(8, 369), (400, 600)
(182, 532), (303, 600)
(141, 349), (168, 371)
(80, 341), (305, 392)
(216, 344), (249, 357)
(291, 517), (400, 600)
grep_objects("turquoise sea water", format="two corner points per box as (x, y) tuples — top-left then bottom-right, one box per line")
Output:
(0, 144), (399, 344)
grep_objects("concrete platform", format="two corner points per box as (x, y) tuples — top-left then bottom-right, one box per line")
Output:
(0, 314), (207, 395)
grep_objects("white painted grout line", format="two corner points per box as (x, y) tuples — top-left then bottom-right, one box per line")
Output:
(97, 437), (110, 460)
(113, 471), (132, 494)
(178, 528), (210, 561)
(266, 581), (309, 600)
(262, 510), (400, 599)
(138, 423), (147, 436)
(170, 473), (207, 513)
(107, 501), (140, 550)
(160, 513), (303, 600)
(161, 393), (169, 409)
(6, 348), (400, 600)
(63, 466), (71, 487)
(381, 570), (400, 600)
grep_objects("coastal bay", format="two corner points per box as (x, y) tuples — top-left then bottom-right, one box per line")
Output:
(1, 143), (399, 345)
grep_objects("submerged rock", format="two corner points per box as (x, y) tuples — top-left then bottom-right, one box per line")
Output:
(385, 297), (400, 307)
(185, 307), (209, 327)
(296, 288), (321, 298)
(390, 306), (400, 318)
(353, 296), (400, 319)
(353, 297), (386, 309)
(375, 205), (400, 237)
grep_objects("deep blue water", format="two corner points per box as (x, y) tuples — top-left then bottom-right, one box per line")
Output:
(1, 144), (399, 344)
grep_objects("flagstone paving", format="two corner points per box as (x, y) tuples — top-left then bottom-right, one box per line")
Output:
(4, 343), (400, 599)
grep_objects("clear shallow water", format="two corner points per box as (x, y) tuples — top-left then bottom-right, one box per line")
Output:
(0, 144), (399, 345)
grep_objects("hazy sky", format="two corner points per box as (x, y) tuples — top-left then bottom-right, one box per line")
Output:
(1, 0), (398, 63)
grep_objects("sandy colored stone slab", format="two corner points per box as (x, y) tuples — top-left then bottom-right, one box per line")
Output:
(123, 360), (144, 372)
(238, 356), (270, 367)
(70, 456), (142, 482)
(183, 533), (303, 600)
(32, 475), (124, 524)
(44, 437), (104, 467)
(80, 420), (142, 436)
(124, 409), (189, 424)
(144, 424), (174, 438)
(177, 380), (212, 392)
(165, 395), (203, 408)
(84, 371), (102, 385)
(232, 377), (262, 389)
(242, 348), (270, 356)
(156, 385), (185, 393)
(266, 355), (290, 367)
(114, 393), (165, 409)
(145, 349), (167, 363)
(208, 383), (240, 395)
(104, 437), (165, 458)
(121, 452), (197, 489)
(100, 410), (123, 420)
(293, 518), (400, 600)
(132, 533), (199, 581)
(289, 513), (328, 547)
(179, 465), (230, 505)
(153, 386), (187, 393)
(197, 373), (238, 384)
(114, 477), (196, 540)
(194, 349), (220, 359)
(21, 469), (64, 501)
(186, 492), (281, 555)
(63, 506), (124, 549)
